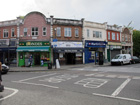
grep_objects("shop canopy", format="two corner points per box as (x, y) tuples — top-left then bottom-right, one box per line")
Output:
(16, 46), (50, 52)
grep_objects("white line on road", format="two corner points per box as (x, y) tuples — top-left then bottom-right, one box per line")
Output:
(18, 73), (57, 82)
(93, 93), (140, 103)
(13, 81), (59, 89)
(111, 78), (131, 97)
(0, 87), (19, 101)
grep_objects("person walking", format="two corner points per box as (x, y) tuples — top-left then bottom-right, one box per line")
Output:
(0, 62), (4, 92)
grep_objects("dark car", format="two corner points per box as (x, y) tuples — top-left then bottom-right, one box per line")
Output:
(2, 64), (9, 74)
(131, 56), (140, 64)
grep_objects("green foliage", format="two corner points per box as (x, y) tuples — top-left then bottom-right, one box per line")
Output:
(133, 30), (140, 56)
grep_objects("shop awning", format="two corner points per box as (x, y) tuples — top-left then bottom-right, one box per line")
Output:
(17, 46), (50, 52)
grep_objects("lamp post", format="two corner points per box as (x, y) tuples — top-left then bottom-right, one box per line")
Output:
(54, 28), (57, 69)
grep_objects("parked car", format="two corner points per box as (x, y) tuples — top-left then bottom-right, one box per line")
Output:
(111, 54), (131, 65)
(2, 64), (9, 74)
(131, 56), (140, 64)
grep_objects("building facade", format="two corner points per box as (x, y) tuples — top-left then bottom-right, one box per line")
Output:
(16, 11), (51, 67)
(83, 20), (107, 64)
(106, 25), (122, 62)
(121, 27), (133, 55)
(51, 17), (84, 65)
(0, 20), (18, 64)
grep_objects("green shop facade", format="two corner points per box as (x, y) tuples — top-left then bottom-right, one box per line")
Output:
(17, 41), (51, 67)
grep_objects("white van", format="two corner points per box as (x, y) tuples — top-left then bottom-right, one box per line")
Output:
(111, 54), (131, 65)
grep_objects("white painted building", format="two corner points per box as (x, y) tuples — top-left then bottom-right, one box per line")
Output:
(82, 20), (108, 64)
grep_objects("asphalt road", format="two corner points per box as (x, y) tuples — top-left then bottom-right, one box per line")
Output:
(1, 63), (140, 105)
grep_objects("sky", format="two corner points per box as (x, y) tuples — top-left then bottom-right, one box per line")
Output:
(0, 0), (140, 29)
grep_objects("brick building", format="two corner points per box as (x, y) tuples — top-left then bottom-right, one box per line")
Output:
(51, 17), (84, 65)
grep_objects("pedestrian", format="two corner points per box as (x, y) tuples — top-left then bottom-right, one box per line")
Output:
(0, 62), (2, 82)
(0, 62), (4, 92)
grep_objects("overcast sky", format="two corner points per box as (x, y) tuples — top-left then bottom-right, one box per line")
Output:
(0, 0), (139, 29)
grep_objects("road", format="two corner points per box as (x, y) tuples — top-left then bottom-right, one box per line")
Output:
(0, 63), (140, 105)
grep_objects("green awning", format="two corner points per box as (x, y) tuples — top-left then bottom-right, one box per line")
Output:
(17, 46), (50, 52)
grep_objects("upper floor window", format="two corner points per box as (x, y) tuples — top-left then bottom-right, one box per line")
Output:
(11, 28), (15, 37)
(64, 28), (71, 37)
(75, 28), (79, 37)
(24, 28), (27, 36)
(112, 32), (115, 40)
(56, 27), (61, 37)
(108, 32), (110, 40)
(32, 27), (38, 36)
(93, 31), (102, 38)
(117, 33), (119, 40)
(42, 27), (47, 36)
(3, 29), (8, 38)
(122, 35), (124, 41)
(87, 29), (89, 38)
(125, 35), (128, 41)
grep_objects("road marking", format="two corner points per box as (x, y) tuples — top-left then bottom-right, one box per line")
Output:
(93, 74), (104, 77)
(111, 78), (131, 97)
(93, 93), (140, 103)
(118, 75), (130, 79)
(18, 73), (57, 82)
(132, 76), (140, 80)
(40, 74), (78, 83)
(75, 78), (108, 88)
(13, 81), (59, 89)
(105, 75), (117, 78)
(0, 87), (19, 101)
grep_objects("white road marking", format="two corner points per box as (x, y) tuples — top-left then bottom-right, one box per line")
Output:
(118, 75), (130, 79)
(111, 78), (131, 97)
(0, 87), (19, 101)
(94, 74), (104, 77)
(75, 78), (108, 88)
(93, 93), (140, 103)
(132, 76), (140, 80)
(13, 81), (59, 89)
(18, 73), (57, 82)
(105, 75), (117, 78)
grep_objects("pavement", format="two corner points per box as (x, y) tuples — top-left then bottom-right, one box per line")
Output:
(9, 62), (111, 72)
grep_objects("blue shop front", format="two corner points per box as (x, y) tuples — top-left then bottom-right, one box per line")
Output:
(85, 40), (107, 64)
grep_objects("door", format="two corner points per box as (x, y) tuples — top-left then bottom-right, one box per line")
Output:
(34, 53), (40, 65)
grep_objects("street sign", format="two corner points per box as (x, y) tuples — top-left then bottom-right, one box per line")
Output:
(53, 39), (58, 42)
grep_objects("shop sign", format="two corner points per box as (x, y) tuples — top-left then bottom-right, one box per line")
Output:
(85, 41), (107, 48)
(52, 42), (83, 48)
(0, 39), (9, 46)
(19, 41), (50, 46)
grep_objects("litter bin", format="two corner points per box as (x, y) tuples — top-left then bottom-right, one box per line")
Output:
(48, 62), (52, 69)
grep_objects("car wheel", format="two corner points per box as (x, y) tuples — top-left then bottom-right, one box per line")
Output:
(121, 62), (123, 66)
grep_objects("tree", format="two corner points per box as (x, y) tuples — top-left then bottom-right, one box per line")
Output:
(133, 30), (140, 57)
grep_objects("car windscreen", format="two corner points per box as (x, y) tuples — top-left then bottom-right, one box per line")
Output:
(113, 55), (122, 59)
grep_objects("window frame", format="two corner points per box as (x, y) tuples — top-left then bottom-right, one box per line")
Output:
(3, 29), (9, 38)
(42, 27), (47, 36)
(24, 28), (28, 37)
(64, 27), (71, 37)
(11, 28), (15, 37)
(87, 29), (90, 38)
(117, 33), (119, 40)
(108, 32), (110, 40)
(75, 28), (79, 37)
(56, 27), (61, 37)
(112, 32), (115, 40)
(32, 27), (39, 36)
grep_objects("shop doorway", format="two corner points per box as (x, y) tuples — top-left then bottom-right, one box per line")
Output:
(34, 53), (40, 65)
(65, 53), (76, 65)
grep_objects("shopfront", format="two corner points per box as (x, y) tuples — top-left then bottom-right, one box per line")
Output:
(17, 41), (51, 67)
(107, 42), (122, 62)
(85, 40), (107, 64)
(52, 41), (83, 65)
(0, 39), (17, 65)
